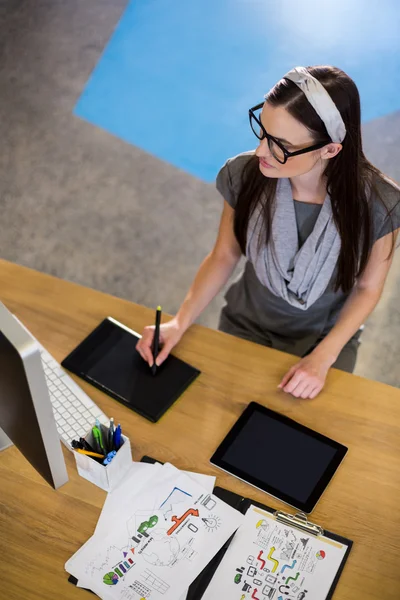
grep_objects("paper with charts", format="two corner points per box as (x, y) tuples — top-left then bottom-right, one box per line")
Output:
(202, 505), (349, 600)
(65, 463), (243, 600)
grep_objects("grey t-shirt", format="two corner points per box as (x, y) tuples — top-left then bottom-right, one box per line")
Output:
(217, 152), (400, 356)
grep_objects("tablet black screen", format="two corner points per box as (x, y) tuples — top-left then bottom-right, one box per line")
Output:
(61, 318), (200, 422)
(211, 402), (347, 513)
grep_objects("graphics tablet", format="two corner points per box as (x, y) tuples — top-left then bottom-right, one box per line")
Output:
(210, 402), (347, 513)
(61, 317), (200, 422)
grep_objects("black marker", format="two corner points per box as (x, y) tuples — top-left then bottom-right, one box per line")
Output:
(152, 305), (162, 376)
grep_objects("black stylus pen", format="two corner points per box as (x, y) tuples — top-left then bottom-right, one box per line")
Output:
(152, 305), (162, 376)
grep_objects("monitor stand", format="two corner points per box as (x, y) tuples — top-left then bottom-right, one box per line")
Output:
(0, 426), (13, 451)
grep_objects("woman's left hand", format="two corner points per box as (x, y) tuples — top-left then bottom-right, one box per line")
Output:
(278, 352), (334, 399)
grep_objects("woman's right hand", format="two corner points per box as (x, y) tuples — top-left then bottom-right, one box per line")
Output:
(136, 317), (184, 367)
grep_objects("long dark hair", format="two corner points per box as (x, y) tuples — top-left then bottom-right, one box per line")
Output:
(234, 65), (394, 293)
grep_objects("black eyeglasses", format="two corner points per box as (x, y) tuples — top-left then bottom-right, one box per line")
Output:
(249, 103), (330, 165)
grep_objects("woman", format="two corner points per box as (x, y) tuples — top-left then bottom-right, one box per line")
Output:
(137, 65), (400, 398)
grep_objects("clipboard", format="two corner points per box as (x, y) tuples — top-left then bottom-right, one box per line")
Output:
(68, 456), (353, 599)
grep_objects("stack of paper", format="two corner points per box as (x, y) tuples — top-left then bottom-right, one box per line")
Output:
(65, 461), (244, 600)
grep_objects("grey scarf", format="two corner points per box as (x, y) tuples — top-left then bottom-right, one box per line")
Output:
(246, 178), (341, 310)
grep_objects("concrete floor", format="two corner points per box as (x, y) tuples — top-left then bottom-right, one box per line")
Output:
(0, 0), (399, 387)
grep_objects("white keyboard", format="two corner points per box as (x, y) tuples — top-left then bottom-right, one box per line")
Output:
(40, 348), (109, 450)
(11, 313), (109, 450)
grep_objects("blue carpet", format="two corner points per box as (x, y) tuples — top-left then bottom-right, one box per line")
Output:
(74, 0), (400, 182)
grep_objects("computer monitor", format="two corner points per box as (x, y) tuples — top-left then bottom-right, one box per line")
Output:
(0, 302), (68, 489)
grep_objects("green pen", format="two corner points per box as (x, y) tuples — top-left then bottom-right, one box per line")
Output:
(92, 424), (105, 454)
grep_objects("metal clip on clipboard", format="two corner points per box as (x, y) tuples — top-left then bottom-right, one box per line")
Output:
(275, 510), (324, 536)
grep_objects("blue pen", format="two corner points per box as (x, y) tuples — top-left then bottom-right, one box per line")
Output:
(113, 424), (121, 451)
(103, 450), (117, 466)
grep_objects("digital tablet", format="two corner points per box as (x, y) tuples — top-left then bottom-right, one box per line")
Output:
(210, 402), (348, 513)
(61, 317), (200, 422)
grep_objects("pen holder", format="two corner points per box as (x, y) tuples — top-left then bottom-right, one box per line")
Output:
(74, 425), (132, 492)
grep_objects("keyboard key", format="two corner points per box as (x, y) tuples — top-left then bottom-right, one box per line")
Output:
(52, 400), (61, 408)
(65, 387), (94, 408)
(91, 407), (103, 418)
(78, 405), (86, 414)
(72, 400), (81, 408)
(82, 410), (92, 419)
(58, 407), (67, 415)
(63, 400), (72, 409)
(67, 417), (76, 425)
(54, 390), (62, 398)
(58, 418), (66, 427)
(75, 430), (88, 440)
(59, 384), (67, 392)
(78, 417), (87, 426)
(49, 384), (57, 393)
(55, 414), (62, 422)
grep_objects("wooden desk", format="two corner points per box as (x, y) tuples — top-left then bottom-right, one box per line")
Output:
(0, 259), (399, 599)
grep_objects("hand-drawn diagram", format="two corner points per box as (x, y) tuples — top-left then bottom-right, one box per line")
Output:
(280, 559), (297, 574)
(201, 494), (217, 511)
(257, 550), (266, 570)
(280, 541), (295, 561)
(300, 538), (309, 549)
(86, 544), (131, 579)
(167, 508), (199, 535)
(201, 514), (221, 533)
(140, 529), (180, 566)
(254, 517), (274, 551)
(266, 547), (279, 573)
(140, 569), (170, 594)
(242, 580), (252, 592)
(285, 571), (300, 585)
(119, 583), (148, 600)
(129, 511), (161, 545)
(234, 566), (245, 584)
(256, 519), (269, 529)
(159, 487), (192, 520)
(129, 580), (152, 596)
(177, 536), (198, 563)
(103, 572), (119, 585)
(262, 584), (277, 598)
(278, 584), (291, 595)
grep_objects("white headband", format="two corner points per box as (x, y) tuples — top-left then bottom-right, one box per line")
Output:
(283, 66), (346, 143)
